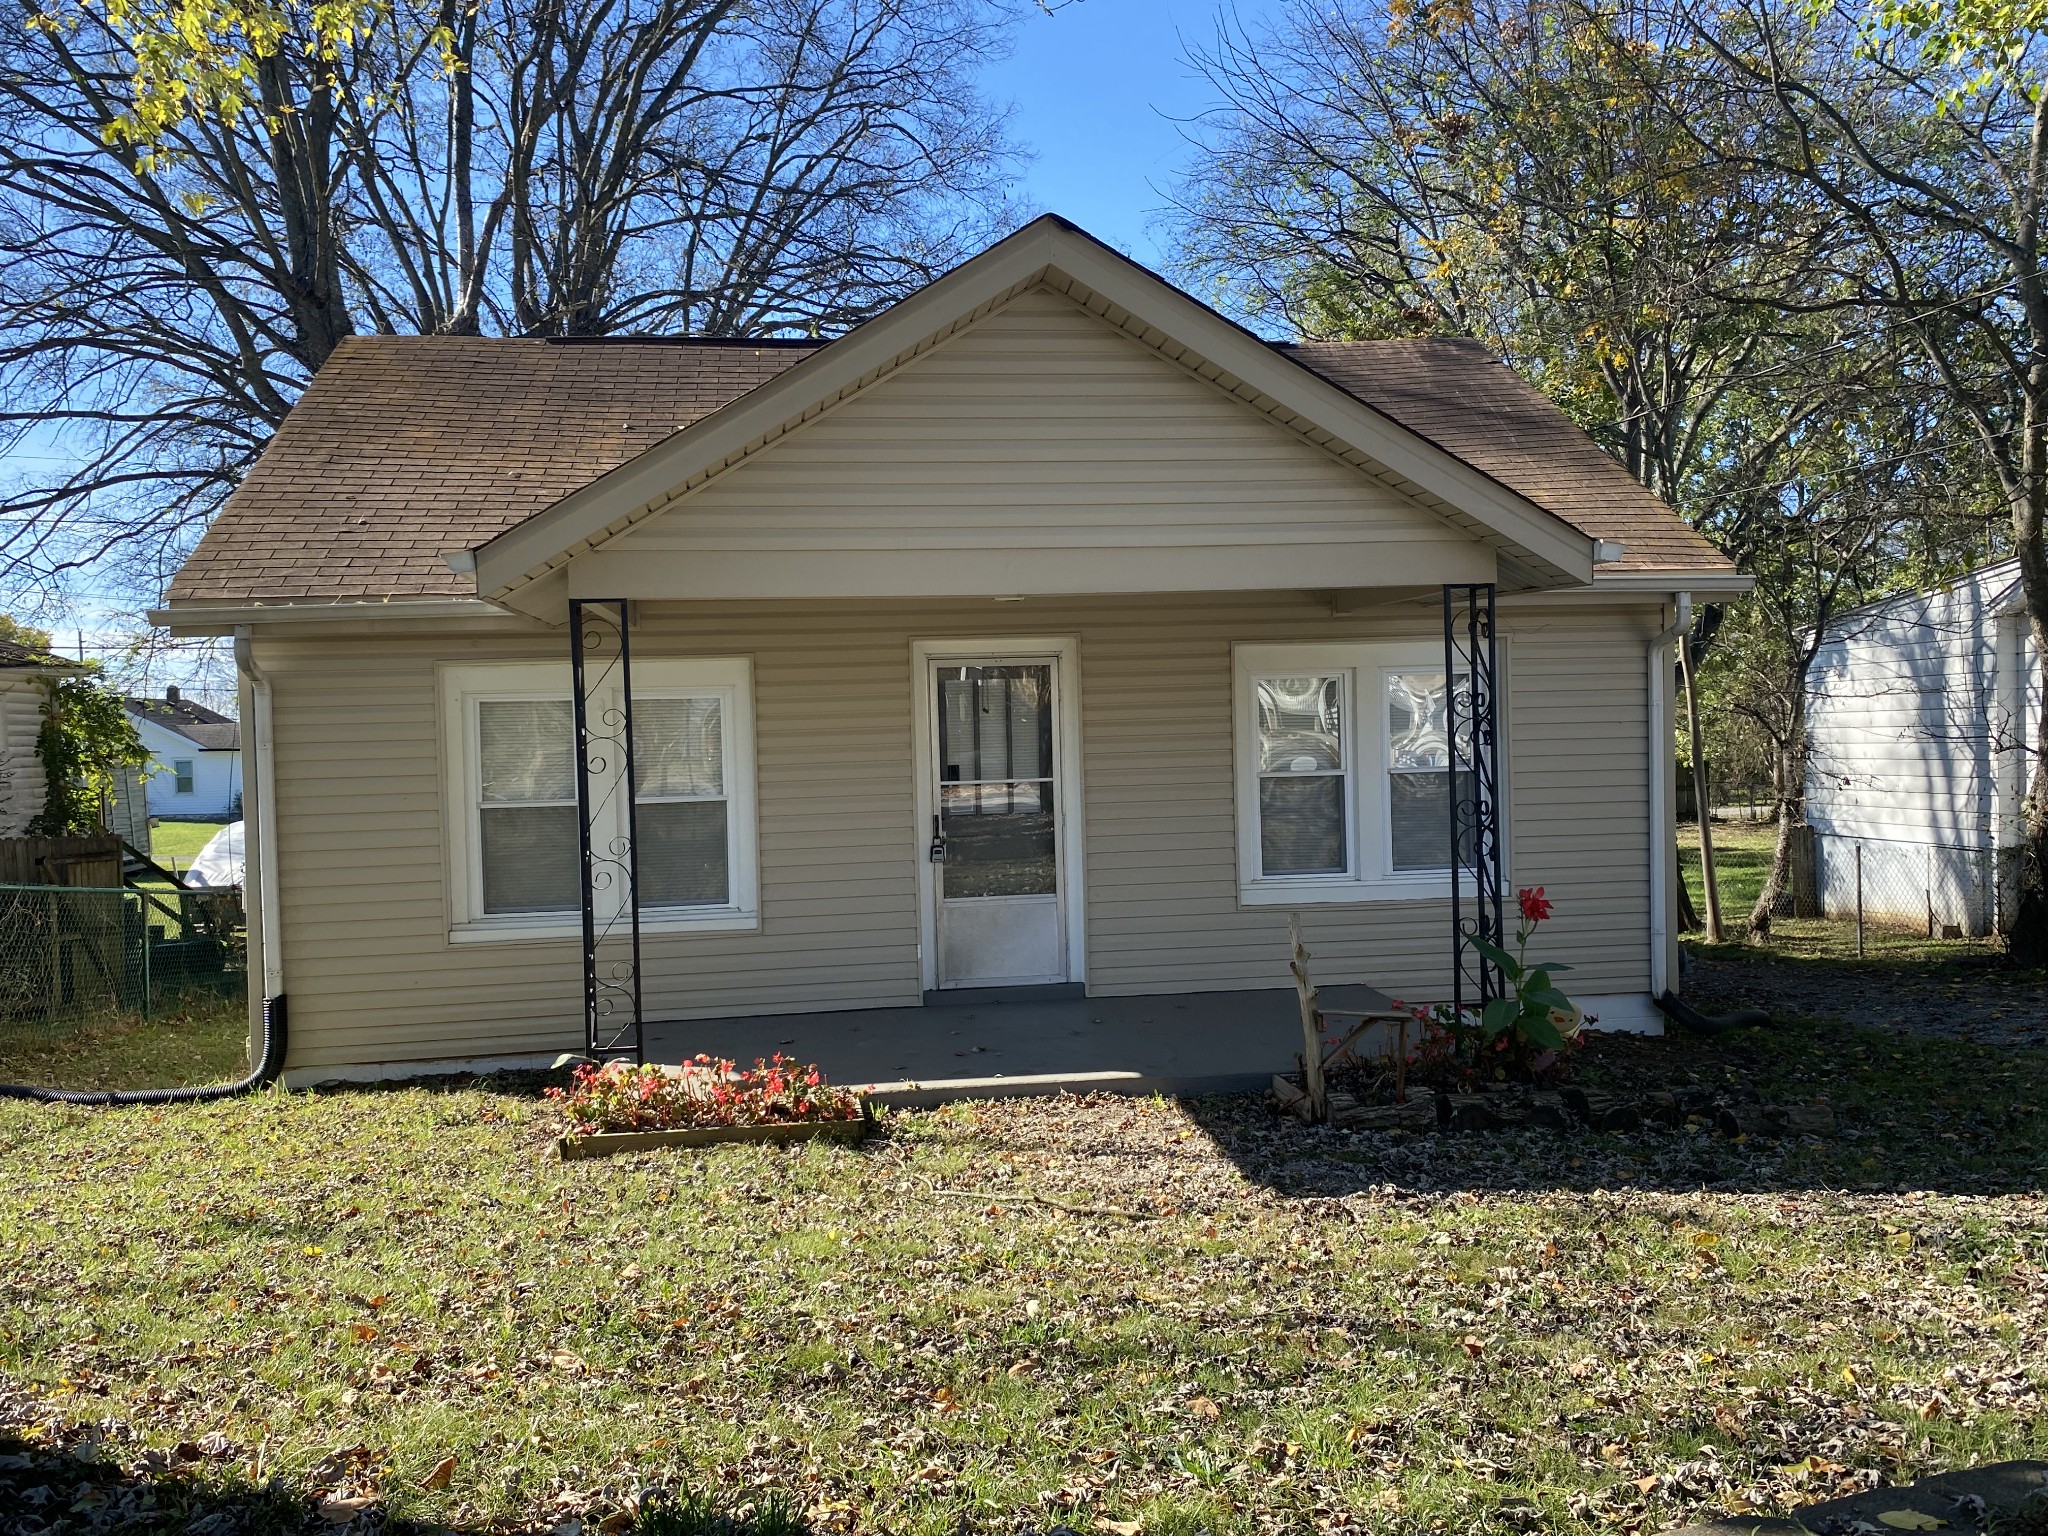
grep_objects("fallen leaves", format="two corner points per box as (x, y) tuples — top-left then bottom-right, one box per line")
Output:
(1876, 1513), (1947, 1530)
(420, 1454), (456, 1491)
(1186, 1394), (1221, 1422)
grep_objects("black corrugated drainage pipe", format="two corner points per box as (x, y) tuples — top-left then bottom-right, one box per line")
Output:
(1655, 990), (1770, 1036)
(0, 995), (287, 1106)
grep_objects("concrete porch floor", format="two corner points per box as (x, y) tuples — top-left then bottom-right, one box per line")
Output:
(642, 983), (1398, 1105)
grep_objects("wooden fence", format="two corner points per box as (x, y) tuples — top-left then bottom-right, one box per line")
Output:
(0, 834), (124, 888)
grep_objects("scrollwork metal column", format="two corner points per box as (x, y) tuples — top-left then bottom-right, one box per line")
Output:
(570, 598), (644, 1062)
(1444, 583), (1504, 1015)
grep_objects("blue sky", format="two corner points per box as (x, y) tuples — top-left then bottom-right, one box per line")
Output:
(7, 1), (1281, 659)
(980, 1), (1277, 269)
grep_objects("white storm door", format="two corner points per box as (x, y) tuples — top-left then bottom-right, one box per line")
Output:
(929, 658), (1067, 988)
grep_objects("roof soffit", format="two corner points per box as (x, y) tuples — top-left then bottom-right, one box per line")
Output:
(474, 219), (1597, 603)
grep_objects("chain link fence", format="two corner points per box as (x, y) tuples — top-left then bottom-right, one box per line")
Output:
(0, 882), (245, 1045)
(1808, 831), (1998, 946)
(1679, 825), (2001, 955)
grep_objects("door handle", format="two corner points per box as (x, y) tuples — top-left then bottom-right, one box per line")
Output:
(928, 814), (948, 863)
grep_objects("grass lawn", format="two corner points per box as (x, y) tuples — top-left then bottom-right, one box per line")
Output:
(146, 818), (233, 875)
(1678, 821), (1995, 964)
(0, 989), (249, 1091)
(1, 1019), (2042, 1534)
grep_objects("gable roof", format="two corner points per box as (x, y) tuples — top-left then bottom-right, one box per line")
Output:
(168, 215), (1733, 611)
(125, 693), (241, 751)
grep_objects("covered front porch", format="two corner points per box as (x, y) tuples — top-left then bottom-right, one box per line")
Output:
(644, 982), (1400, 1104)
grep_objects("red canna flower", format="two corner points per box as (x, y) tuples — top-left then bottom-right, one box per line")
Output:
(1517, 886), (1553, 923)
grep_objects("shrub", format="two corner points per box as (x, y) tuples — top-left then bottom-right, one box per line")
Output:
(547, 1054), (863, 1137)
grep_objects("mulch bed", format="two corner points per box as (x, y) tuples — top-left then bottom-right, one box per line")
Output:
(1684, 950), (2048, 1050)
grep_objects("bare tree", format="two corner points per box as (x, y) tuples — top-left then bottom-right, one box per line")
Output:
(0, 0), (1023, 600)
(1680, 0), (2048, 958)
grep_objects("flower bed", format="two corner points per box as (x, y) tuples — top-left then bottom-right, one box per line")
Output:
(548, 1054), (870, 1159)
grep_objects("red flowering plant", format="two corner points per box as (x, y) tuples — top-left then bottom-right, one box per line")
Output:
(1387, 887), (1586, 1087)
(546, 1052), (864, 1137)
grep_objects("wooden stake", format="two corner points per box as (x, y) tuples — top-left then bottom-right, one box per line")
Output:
(1287, 913), (1326, 1123)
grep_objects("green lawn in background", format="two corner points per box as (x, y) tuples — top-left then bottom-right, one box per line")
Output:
(0, 990), (249, 1091)
(1678, 819), (1994, 962)
(147, 818), (231, 873)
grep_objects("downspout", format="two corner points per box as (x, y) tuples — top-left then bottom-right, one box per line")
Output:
(0, 628), (286, 1103)
(1645, 593), (1691, 1003)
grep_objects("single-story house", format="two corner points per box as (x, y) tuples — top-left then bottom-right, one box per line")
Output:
(124, 686), (243, 819)
(152, 216), (1743, 1087)
(1805, 558), (2041, 937)
(0, 637), (76, 838)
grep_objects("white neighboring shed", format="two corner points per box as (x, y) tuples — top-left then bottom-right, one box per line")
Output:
(1804, 559), (2042, 936)
(124, 687), (243, 818)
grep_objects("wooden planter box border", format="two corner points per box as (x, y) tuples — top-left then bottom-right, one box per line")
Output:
(557, 1101), (873, 1160)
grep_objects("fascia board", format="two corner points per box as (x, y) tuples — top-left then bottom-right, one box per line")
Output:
(476, 219), (1601, 600)
(149, 597), (521, 636)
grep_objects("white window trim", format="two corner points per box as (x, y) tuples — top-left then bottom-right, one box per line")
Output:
(439, 658), (759, 944)
(1233, 640), (1506, 905)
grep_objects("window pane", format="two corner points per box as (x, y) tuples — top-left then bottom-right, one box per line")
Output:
(1257, 676), (1343, 773)
(1259, 775), (1346, 875)
(637, 800), (730, 907)
(938, 665), (1052, 783)
(480, 803), (580, 912)
(940, 780), (1056, 897)
(1387, 672), (1453, 770)
(479, 700), (576, 804)
(634, 697), (723, 798)
(1390, 769), (1477, 873)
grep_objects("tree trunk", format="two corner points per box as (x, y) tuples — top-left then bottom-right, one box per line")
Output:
(1678, 638), (1723, 942)
(1749, 688), (1812, 940)
(2005, 606), (2048, 963)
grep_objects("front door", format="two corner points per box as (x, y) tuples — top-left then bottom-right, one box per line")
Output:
(927, 658), (1067, 988)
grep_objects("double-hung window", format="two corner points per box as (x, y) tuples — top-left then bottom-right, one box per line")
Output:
(172, 759), (196, 795)
(442, 659), (757, 940)
(1234, 642), (1496, 903)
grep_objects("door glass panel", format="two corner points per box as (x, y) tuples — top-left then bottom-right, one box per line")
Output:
(941, 781), (1056, 897)
(938, 665), (1052, 784)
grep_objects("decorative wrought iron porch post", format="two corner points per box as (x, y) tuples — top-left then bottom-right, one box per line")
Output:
(1444, 584), (1505, 1015)
(569, 598), (644, 1063)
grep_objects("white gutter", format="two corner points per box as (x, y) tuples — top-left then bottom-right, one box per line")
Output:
(1646, 593), (1692, 1000)
(232, 627), (283, 1053)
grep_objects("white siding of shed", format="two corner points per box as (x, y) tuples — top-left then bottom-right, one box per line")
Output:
(257, 594), (1660, 1070)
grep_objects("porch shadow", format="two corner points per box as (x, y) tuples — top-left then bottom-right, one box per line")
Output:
(1171, 1015), (2048, 1199)
(643, 983), (1394, 1105)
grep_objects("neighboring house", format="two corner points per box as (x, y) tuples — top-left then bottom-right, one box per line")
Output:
(0, 638), (76, 837)
(1, 638), (152, 850)
(1805, 559), (2042, 937)
(152, 215), (1743, 1083)
(125, 686), (242, 819)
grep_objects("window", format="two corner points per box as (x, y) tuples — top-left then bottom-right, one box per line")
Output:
(441, 660), (757, 940)
(172, 759), (195, 795)
(1234, 643), (1497, 903)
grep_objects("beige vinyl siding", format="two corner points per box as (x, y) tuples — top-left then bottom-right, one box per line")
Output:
(590, 288), (1491, 599)
(259, 593), (1658, 1070)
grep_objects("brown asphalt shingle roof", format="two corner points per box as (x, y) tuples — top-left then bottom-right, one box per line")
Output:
(0, 637), (69, 669)
(169, 330), (1729, 605)
(1275, 338), (1727, 575)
